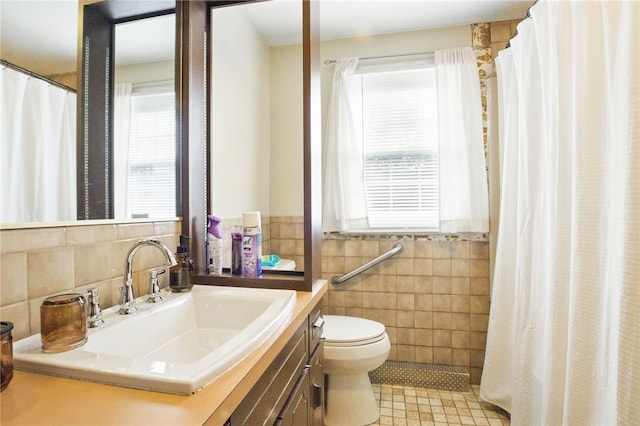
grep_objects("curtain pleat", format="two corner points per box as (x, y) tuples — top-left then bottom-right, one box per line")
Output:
(435, 47), (489, 233)
(481, 1), (640, 424)
(1, 67), (76, 222)
(322, 58), (369, 232)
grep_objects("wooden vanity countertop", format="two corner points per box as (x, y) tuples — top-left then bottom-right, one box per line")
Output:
(0, 280), (327, 426)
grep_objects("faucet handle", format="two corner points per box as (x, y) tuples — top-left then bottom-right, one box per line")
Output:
(87, 287), (105, 328)
(146, 269), (165, 304)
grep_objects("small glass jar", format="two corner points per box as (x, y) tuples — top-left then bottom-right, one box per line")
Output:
(1, 321), (14, 392)
(40, 293), (87, 353)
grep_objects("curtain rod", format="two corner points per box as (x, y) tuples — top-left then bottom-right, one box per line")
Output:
(0, 59), (76, 93)
(324, 51), (434, 66)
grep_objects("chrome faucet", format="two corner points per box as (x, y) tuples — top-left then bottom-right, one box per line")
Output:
(119, 239), (177, 315)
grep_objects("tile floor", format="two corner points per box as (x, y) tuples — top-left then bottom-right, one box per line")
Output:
(369, 384), (511, 426)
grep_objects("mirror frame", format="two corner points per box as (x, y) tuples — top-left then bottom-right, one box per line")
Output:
(189, 0), (322, 291)
(78, 0), (176, 220)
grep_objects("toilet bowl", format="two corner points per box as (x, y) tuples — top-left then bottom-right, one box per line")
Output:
(323, 315), (390, 426)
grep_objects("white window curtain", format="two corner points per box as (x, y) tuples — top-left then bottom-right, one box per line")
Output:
(322, 57), (369, 232)
(481, 1), (640, 424)
(113, 82), (132, 220)
(435, 47), (488, 233)
(0, 66), (76, 222)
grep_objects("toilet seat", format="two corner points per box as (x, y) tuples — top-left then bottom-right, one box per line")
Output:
(323, 315), (386, 347)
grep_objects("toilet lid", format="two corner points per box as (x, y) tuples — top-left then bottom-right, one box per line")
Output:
(322, 315), (386, 346)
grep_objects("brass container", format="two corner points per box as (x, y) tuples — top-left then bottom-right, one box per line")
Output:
(40, 293), (87, 353)
(1, 321), (14, 391)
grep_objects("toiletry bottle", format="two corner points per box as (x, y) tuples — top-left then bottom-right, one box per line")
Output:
(207, 215), (223, 275)
(242, 211), (262, 277)
(170, 235), (193, 292)
(230, 225), (243, 276)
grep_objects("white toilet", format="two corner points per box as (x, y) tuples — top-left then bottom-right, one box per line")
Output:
(322, 315), (391, 426)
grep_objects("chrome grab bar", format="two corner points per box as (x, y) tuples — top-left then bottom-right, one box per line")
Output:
(331, 243), (404, 285)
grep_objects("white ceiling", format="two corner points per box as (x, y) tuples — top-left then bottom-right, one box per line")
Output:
(0, 0), (533, 76)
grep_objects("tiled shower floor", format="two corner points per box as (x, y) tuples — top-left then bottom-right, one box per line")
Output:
(369, 384), (511, 426)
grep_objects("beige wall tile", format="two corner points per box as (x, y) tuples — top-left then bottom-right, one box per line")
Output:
(433, 330), (451, 347)
(452, 349), (470, 367)
(1, 252), (27, 305)
(415, 329), (433, 346)
(414, 239), (432, 258)
(397, 311), (415, 328)
(470, 242), (489, 259)
(470, 296), (490, 314)
(451, 241), (469, 258)
(396, 258), (415, 276)
(452, 277), (470, 295)
(0, 302), (30, 340)
(433, 347), (452, 364)
(470, 332), (487, 350)
(470, 277), (490, 295)
(451, 295), (471, 313)
(379, 293), (397, 310)
(432, 241), (451, 258)
(452, 331), (470, 349)
(415, 311), (432, 329)
(345, 240), (362, 257)
(116, 223), (155, 240)
(361, 240), (379, 258)
(470, 259), (490, 277)
(74, 243), (111, 286)
(452, 313), (471, 331)
(397, 294), (415, 310)
(433, 312), (452, 329)
(451, 259), (470, 277)
(415, 294), (433, 312)
(397, 328), (415, 345)
(27, 247), (75, 298)
(344, 291), (362, 308)
(379, 309), (397, 327)
(154, 221), (181, 236)
(396, 275), (415, 293)
(1, 228), (66, 253)
(433, 277), (452, 294)
(66, 225), (117, 245)
(379, 275), (397, 293)
(415, 346), (433, 364)
(396, 345), (415, 362)
(433, 259), (451, 276)
(433, 295), (451, 312)
(415, 258), (433, 276)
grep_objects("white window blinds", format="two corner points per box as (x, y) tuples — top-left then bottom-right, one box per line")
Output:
(354, 67), (439, 230)
(126, 89), (176, 218)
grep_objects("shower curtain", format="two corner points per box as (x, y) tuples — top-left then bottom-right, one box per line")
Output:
(481, 1), (639, 425)
(1, 66), (76, 222)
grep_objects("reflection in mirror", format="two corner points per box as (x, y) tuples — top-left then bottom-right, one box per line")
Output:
(0, 1), (178, 225)
(1, 1), (78, 223)
(211, 1), (304, 271)
(113, 14), (176, 220)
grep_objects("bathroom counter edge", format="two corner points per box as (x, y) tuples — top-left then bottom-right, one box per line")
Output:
(0, 280), (328, 426)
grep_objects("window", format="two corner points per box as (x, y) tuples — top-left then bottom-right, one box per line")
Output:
(126, 88), (176, 218)
(350, 66), (439, 230)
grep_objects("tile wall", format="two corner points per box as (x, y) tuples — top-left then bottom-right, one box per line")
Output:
(322, 235), (490, 385)
(0, 220), (181, 340)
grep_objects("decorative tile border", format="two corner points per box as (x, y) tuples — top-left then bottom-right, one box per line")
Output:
(369, 361), (470, 392)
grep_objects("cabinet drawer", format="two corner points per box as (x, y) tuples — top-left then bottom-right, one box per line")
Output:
(230, 322), (308, 426)
(308, 304), (323, 355)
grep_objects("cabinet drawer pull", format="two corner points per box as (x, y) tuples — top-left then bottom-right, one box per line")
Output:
(313, 316), (324, 330)
(312, 382), (322, 409)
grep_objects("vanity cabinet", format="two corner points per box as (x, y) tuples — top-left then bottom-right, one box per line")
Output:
(227, 302), (324, 426)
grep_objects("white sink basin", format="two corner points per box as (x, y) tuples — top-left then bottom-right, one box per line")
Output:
(13, 285), (296, 395)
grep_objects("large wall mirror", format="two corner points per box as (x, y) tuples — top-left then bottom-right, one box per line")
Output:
(210, 1), (304, 271)
(0, 0), (179, 224)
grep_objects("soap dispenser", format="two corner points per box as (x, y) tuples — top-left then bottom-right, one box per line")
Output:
(170, 235), (193, 292)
